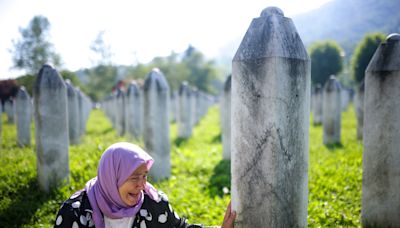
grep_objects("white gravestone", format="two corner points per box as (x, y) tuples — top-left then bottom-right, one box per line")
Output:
(231, 7), (310, 227)
(34, 64), (69, 193)
(362, 33), (400, 227)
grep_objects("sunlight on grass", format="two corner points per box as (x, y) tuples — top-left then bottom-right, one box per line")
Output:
(0, 104), (363, 227)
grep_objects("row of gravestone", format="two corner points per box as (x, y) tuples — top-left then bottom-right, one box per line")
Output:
(101, 70), (215, 181)
(102, 80), (214, 141)
(0, 75), (91, 149)
(0, 65), (93, 193)
(218, 6), (399, 227)
(220, 75), (347, 158)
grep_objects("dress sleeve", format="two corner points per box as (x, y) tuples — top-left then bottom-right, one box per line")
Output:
(54, 200), (82, 227)
(54, 190), (94, 228)
(157, 191), (203, 228)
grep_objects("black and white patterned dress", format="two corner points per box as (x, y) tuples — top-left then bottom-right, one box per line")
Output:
(54, 190), (203, 228)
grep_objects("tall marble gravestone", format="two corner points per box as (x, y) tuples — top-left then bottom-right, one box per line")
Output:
(126, 81), (142, 139)
(143, 68), (171, 181)
(4, 100), (15, 124)
(177, 81), (192, 138)
(231, 7), (310, 227)
(115, 88), (125, 136)
(354, 81), (364, 140)
(16, 86), (32, 146)
(65, 80), (80, 144)
(34, 64), (69, 192)
(362, 33), (400, 227)
(322, 75), (341, 145)
(312, 84), (323, 125)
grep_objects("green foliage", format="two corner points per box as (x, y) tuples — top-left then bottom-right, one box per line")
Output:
(309, 41), (344, 85)
(308, 105), (362, 226)
(142, 46), (222, 94)
(90, 31), (113, 66)
(80, 46), (223, 101)
(15, 74), (35, 95)
(84, 65), (118, 101)
(0, 105), (364, 227)
(10, 15), (62, 75)
(59, 70), (89, 95)
(351, 32), (386, 84)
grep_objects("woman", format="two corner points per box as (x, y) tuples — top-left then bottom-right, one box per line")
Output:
(54, 142), (236, 228)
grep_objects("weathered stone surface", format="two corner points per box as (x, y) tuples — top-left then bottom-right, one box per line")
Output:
(76, 88), (84, 137)
(362, 33), (400, 227)
(177, 81), (192, 138)
(16, 86), (32, 146)
(4, 100), (15, 124)
(33, 64), (69, 192)
(143, 68), (170, 181)
(115, 88), (125, 136)
(312, 84), (322, 125)
(126, 81), (142, 139)
(222, 75), (231, 160)
(231, 7), (310, 227)
(354, 81), (364, 140)
(191, 87), (199, 126)
(65, 80), (80, 144)
(341, 88), (350, 111)
(322, 75), (341, 145)
(169, 91), (177, 122)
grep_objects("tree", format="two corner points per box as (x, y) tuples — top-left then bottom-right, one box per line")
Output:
(85, 65), (118, 101)
(351, 33), (386, 84)
(15, 70), (87, 96)
(10, 15), (62, 75)
(90, 31), (113, 66)
(309, 41), (344, 85)
(181, 46), (220, 94)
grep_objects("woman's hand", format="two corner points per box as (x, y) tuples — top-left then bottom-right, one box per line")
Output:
(221, 201), (236, 228)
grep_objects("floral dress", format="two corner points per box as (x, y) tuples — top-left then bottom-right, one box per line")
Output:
(54, 190), (203, 228)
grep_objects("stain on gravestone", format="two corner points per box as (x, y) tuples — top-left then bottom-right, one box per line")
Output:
(34, 64), (69, 193)
(231, 7), (310, 227)
(126, 81), (142, 139)
(143, 68), (171, 181)
(322, 75), (341, 145)
(65, 80), (80, 144)
(362, 33), (400, 227)
(177, 81), (192, 139)
(16, 86), (32, 146)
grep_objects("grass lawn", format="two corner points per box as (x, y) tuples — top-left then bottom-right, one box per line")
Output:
(0, 105), (362, 227)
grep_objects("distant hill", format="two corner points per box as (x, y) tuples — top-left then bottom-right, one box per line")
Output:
(292, 0), (400, 57)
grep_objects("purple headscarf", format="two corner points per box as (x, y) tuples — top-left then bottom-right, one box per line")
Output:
(85, 142), (159, 228)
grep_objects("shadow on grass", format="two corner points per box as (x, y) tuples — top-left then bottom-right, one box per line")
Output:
(207, 159), (231, 198)
(101, 126), (114, 134)
(174, 137), (189, 147)
(0, 178), (55, 228)
(325, 142), (344, 151)
(211, 133), (222, 144)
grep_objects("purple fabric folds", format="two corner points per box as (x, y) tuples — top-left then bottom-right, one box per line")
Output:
(84, 142), (159, 228)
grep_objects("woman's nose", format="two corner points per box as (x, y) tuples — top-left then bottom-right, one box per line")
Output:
(138, 178), (146, 189)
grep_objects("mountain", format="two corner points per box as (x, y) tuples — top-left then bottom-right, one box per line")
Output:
(292, 0), (400, 57)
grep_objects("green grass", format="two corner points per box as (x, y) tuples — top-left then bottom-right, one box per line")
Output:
(0, 105), (362, 227)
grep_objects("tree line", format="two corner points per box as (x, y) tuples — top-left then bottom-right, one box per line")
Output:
(9, 15), (386, 102)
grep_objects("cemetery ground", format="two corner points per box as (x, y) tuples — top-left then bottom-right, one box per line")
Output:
(0, 105), (362, 227)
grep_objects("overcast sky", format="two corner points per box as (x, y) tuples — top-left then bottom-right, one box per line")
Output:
(0, 0), (333, 79)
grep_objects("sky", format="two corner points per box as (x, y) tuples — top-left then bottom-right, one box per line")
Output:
(0, 0), (333, 79)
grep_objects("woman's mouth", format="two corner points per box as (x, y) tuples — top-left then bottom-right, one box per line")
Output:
(127, 192), (139, 204)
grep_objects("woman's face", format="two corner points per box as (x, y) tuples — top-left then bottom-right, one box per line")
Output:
(118, 163), (149, 206)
